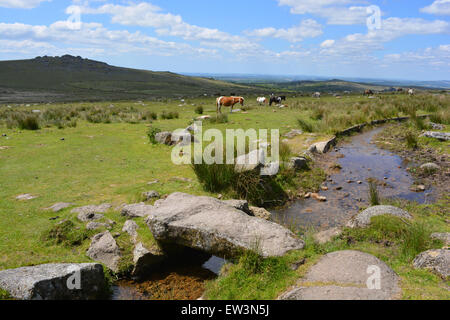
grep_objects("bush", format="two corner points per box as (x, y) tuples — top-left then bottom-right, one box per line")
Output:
(369, 181), (380, 206)
(192, 162), (236, 193)
(161, 111), (179, 120)
(42, 220), (91, 247)
(207, 114), (228, 124)
(18, 115), (40, 130)
(147, 127), (161, 144)
(297, 118), (314, 133)
(195, 106), (204, 115)
(405, 132), (418, 149)
(279, 142), (292, 162)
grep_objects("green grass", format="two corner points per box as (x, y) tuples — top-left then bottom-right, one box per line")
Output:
(205, 198), (450, 300)
(0, 93), (449, 300)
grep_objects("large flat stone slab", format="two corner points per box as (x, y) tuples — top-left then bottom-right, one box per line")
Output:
(145, 193), (304, 259)
(279, 250), (401, 300)
(0, 263), (106, 300)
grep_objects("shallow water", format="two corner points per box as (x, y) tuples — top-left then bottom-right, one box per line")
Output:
(273, 127), (433, 230)
(111, 255), (226, 300)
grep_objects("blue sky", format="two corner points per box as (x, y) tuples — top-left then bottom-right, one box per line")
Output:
(0, 0), (449, 80)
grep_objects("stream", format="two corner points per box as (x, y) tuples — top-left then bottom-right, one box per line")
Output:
(111, 255), (226, 300)
(273, 127), (433, 230)
(112, 126), (432, 300)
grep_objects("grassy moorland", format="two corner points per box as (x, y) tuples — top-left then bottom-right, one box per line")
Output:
(0, 93), (449, 299)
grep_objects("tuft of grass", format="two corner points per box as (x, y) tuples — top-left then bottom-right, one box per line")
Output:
(147, 127), (161, 144)
(161, 111), (179, 120)
(41, 220), (92, 247)
(369, 181), (380, 206)
(207, 114), (228, 124)
(0, 288), (12, 300)
(18, 115), (40, 130)
(296, 118), (314, 133)
(195, 106), (204, 115)
(192, 162), (236, 193)
(405, 132), (418, 149)
(279, 142), (293, 162)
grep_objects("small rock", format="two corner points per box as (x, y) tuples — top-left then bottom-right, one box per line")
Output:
(86, 231), (121, 272)
(122, 220), (139, 241)
(121, 203), (153, 218)
(314, 227), (342, 244)
(147, 180), (159, 185)
(321, 186), (329, 191)
(222, 200), (251, 215)
(16, 194), (37, 201)
(429, 122), (444, 130)
(304, 192), (311, 199)
(410, 185), (426, 192)
(347, 205), (412, 228)
(45, 202), (73, 212)
(420, 131), (450, 141)
(86, 222), (111, 231)
(283, 129), (303, 139)
(431, 233), (450, 246)
(249, 206), (271, 220)
(420, 163), (440, 171)
(311, 193), (327, 202)
(142, 191), (160, 201)
(413, 249), (449, 279)
(288, 157), (308, 171)
(290, 258), (306, 271)
(357, 181), (362, 184)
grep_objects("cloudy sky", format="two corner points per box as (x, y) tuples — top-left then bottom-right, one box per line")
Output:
(0, 0), (449, 80)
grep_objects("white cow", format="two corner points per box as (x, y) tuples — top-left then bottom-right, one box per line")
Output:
(408, 88), (415, 96)
(312, 92), (321, 98)
(257, 97), (267, 105)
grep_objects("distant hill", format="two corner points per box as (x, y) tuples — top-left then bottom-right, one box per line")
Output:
(0, 55), (262, 103)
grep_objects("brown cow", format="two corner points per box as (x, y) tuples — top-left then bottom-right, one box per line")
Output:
(216, 96), (245, 113)
(364, 89), (374, 96)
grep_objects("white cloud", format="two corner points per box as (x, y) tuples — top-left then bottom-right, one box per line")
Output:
(383, 45), (450, 68)
(319, 18), (450, 58)
(421, 0), (450, 16)
(0, 21), (217, 57)
(277, 0), (370, 25)
(321, 39), (335, 47)
(246, 19), (323, 42)
(0, 0), (50, 9)
(76, 2), (253, 49)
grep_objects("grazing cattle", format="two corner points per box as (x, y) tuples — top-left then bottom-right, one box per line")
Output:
(312, 92), (321, 98)
(397, 88), (404, 93)
(216, 96), (244, 114)
(269, 96), (282, 106)
(364, 89), (374, 96)
(257, 97), (267, 105)
(408, 88), (415, 96)
(269, 94), (286, 106)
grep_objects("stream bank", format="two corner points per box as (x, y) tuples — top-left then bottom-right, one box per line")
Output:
(273, 126), (434, 230)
